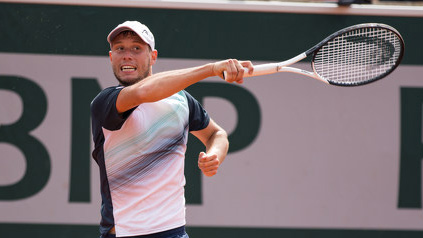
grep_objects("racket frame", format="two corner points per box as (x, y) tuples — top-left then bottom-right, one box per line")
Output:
(234, 23), (404, 87)
(308, 23), (405, 86)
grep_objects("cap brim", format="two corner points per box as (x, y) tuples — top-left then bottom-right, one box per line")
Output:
(107, 26), (133, 44)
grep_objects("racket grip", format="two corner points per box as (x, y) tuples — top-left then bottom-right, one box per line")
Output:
(223, 63), (280, 79)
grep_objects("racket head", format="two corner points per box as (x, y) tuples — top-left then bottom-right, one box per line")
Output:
(308, 23), (405, 87)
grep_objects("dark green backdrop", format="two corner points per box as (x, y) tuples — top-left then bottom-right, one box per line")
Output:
(1, 2), (422, 237)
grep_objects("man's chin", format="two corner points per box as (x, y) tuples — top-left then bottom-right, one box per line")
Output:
(113, 69), (150, 86)
(115, 75), (141, 87)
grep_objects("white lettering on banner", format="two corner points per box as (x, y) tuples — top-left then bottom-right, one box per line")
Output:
(0, 53), (423, 230)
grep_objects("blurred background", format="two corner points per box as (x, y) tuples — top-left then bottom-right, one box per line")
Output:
(0, 0), (422, 237)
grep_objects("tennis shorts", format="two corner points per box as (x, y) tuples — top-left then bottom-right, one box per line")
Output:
(103, 226), (189, 238)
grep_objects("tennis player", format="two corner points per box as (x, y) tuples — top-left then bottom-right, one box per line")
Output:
(91, 20), (253, 238)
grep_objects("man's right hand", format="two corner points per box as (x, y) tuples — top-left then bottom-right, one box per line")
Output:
(212, 59), (254, 84)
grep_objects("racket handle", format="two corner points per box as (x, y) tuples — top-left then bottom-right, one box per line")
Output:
(222, 53), (307, 79)
(223, 63), (280, 79)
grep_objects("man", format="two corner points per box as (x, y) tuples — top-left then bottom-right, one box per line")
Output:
(91, 20), (253, 238)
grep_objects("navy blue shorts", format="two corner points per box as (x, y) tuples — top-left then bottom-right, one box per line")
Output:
(102, 226), (188, 238)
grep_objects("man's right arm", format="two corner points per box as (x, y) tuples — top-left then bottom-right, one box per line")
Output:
(116, 59), (253, 113)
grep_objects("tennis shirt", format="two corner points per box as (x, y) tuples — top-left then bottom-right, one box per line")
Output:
(91, 86), (210, 237)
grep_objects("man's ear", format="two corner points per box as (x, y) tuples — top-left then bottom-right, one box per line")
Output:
(109, 51), (112, 61)
(151, 50), (158, 65)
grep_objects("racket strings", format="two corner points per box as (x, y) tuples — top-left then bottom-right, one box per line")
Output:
(313, 27), (402, 85)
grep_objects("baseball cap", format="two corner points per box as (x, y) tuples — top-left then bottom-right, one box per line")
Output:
(107, 21), (155, 50)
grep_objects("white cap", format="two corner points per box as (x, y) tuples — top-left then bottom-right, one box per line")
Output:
(107, 21), (155, 50)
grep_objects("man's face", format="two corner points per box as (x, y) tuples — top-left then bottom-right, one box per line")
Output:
(109, 32), (157, 86)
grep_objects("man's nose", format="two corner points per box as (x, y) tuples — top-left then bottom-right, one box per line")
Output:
(122, 49), (133, 59)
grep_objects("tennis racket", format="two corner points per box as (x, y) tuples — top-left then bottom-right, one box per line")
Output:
(225, 23), (404, 86)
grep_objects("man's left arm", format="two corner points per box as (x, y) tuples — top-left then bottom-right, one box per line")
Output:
(191, 119), (229, 177)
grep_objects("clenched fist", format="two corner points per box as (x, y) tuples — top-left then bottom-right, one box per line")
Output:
(198, 152), (221, 177)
